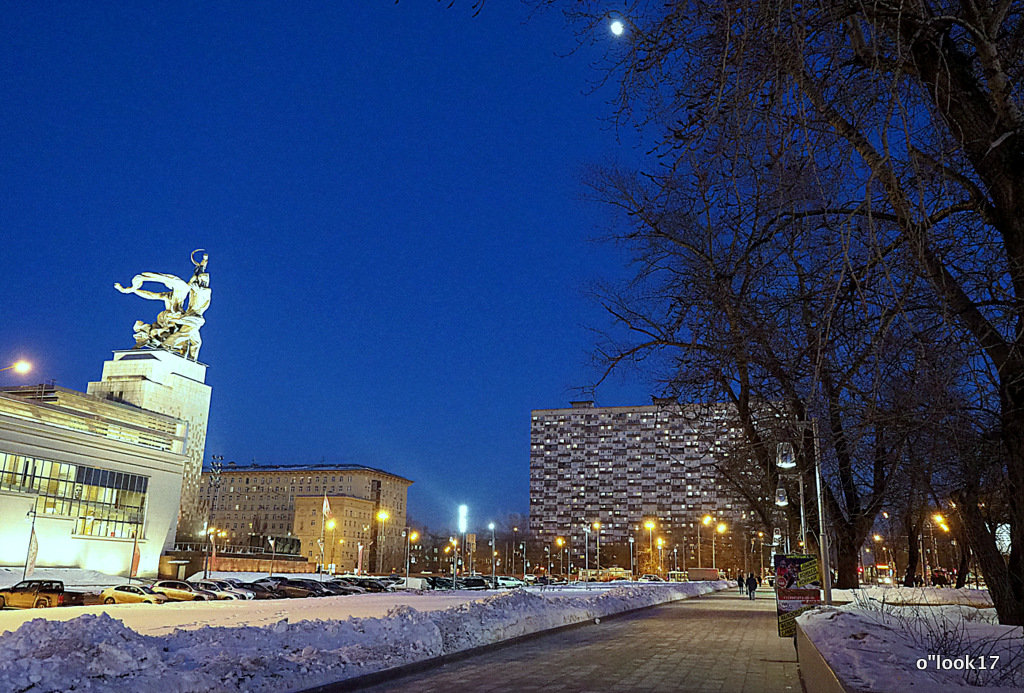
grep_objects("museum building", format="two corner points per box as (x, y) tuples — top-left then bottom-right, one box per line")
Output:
(0, 384), (188, 577)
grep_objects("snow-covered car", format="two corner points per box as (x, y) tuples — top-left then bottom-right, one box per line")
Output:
(100, 584), (168, 605)
(151, 580), (215, 601)
(391, 577), (432, 591)
(638, 574), (665, 582)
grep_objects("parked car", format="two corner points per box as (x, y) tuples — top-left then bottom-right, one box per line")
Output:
(392, 576), (432, 591)
(0, 580), (88, 609)
(337, 575), (391, 592)
(151, 580), (215, 601)
(457, 576), (489, 590)
(100, 584), (168, 605)
(495, 576), (526, 589)
(264, 579), (322, 598)
(191, 580), (241, 600)
(238, 582), (281, 599)
(638, 574), (666, 582)
(325, 579), (366, 595)
(426, 576), (455, 590)
(205, 579), (255, 599)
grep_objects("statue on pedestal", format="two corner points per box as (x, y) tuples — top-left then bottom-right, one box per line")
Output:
(115, 250), (211, 360)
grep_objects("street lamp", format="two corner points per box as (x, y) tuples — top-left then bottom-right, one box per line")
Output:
(781, 421), (831, 604)
(713, 522), (727, 570)
(1, 360), (31, 375)
(403, 528), (418, 581)
(656, 537), (664, 576)
(488, 523), (496, 584)
(583, 525), (591, 585)
(556, 537), (565, 577)
(593, 521), (601, 570)
(644, 520), (655, 571)
(326, 518), (337, 573)
(698, 515), (712, 567)
(376, 509), (389, 574)
(628, 536), (635, 578)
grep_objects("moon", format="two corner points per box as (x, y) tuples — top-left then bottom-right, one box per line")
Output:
(610, 20), (625, 36)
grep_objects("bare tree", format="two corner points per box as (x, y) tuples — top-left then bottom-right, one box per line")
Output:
(550, 0), (1024, 625)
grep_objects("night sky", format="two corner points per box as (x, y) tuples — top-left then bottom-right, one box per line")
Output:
(1, 3), (653, 531)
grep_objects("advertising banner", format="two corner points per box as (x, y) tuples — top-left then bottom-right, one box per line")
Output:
(774, 553), (821, 637)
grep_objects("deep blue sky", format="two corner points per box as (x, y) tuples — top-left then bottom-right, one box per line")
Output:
(1, 2), (652, 531)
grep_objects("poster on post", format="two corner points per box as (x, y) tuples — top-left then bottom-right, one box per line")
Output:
(774, 553), (822, 637)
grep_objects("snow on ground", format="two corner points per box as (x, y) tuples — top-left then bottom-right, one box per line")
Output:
(0, 566), (134, 590)
(0, 579), (729, 692)
(798, 595), (1022, 692)
(831, 585), (994, 607)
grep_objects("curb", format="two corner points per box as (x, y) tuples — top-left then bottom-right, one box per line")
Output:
(794, 622), (854, 693)
(296, 588), (722, 692)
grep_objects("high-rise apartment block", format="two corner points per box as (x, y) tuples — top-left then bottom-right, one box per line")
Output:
(529, 400), (755, 550)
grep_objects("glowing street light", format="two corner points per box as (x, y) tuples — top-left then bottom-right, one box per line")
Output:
(1, 360), (31, 378)
(697, 515), (713, 567)
(592, 521), (602, 570)
(712, 522), (727, 570)
(376, 509), (389, 573)
(644, 520), (656, 566)
(609, 19), (625, 36)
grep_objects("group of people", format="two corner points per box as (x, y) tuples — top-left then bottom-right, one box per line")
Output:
(737, 573), (761, 599)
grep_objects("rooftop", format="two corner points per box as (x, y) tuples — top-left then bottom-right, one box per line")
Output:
(200, 461), (412, 484)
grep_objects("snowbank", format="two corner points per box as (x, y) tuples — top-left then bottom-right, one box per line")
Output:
(831, 585), (993, 607)
(797, 600), (1022, 692)
(0, 580), (728, 692)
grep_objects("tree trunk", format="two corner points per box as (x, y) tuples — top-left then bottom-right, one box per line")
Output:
(955, 542), (971, 590)
(833, 525), (860, 589)
(903, 519), (921, 587)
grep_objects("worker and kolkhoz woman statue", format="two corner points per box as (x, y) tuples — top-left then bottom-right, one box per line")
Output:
(114, 249), (212, 361)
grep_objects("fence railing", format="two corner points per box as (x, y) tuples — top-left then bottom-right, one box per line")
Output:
(172, 542), (300, 556)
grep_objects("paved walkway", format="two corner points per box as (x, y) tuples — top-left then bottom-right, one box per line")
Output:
(356, 588), (800, 692)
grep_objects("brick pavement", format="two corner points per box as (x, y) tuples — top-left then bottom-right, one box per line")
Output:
(355, 588), (800, 693)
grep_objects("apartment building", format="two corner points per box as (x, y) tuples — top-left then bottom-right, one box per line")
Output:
(199, 462), (411, 566)
(529, 399), (758, 558)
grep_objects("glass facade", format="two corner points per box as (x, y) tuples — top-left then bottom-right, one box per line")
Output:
(0, 451), (149, 539)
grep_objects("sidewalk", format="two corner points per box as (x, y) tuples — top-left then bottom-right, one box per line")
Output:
(355, 588), (799, 692)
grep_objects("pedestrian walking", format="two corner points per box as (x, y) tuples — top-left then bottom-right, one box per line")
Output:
(745, 573), (758, 600)
(737, 574), (745, 593)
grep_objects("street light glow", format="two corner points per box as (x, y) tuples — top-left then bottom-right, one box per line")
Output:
(458, 504), (468, 534)
(377, 510), (389, 522)
(644, 520), (655, 530)
(1, 360), (32, 374)
(716, 522), (727, 534)
(702, 515), (712, 526)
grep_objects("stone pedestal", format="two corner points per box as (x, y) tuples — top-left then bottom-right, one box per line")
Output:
(87, 349), (211, 546)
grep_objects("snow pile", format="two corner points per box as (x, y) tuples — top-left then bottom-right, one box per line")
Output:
(831, 585), (993, 607)
(797, 599), (1023, 691)
(0, 580), (727, 692)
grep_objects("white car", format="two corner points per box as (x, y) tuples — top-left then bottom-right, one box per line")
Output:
(207, 579), (255, 599)
(495, 576), (526, 588)
(191, 580), (241, 600)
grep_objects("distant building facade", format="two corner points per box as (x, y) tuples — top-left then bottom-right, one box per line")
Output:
(0, 385), (187, 577)
(199, 463), (412, 572)
(529, 400), (757, 566)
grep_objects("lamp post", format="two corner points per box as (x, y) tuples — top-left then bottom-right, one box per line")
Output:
(512, 526), (518, 576)
(376, 510), (389, 574)
(545, 546), (551, 576)
(327, 518), (337, 573)
(713, 522), (727, 570)
(488, 523), (496, 584)
(657, 537), (664, 576)
(699, 515), (712, 566)
(519, 542), (526, 580)
(593, 521), (601, 570)
(583, 525), (590, 585)
(268, 537), (276, 577)
(556, 537), (565, 577)
(673, 546), (678, 572)
(644, 520), (655, 572)
(404, 528), (418, 581)
(628, 536), (635, 578)
(781, 420), (832, 604)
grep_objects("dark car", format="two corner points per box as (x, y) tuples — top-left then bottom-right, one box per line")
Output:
(239, 582), (281, 599)
(326, 579), (366, 595)
(255, 578), (318, 599)
(343, 576), (391, 592)
(284, 578), (334, 596)
(457, 576), (489, 590)
(426, 576), (455, 590)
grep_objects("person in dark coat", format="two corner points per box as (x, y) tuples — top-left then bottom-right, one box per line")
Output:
(745, 573), (758, 600)
(738, 574), (745, 593)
